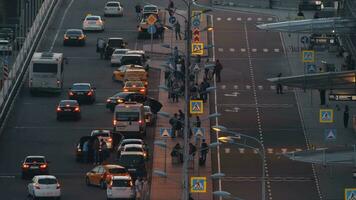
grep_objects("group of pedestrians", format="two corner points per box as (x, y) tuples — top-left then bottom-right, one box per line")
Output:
(170, 140), (209, 166)
(135, 177), (148, 200)
(82, 138), (110, 165)
(169, 110), (185, 138)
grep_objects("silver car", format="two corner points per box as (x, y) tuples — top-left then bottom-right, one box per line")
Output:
(107, 175), (135, 200)
(104, 1), (124, 16)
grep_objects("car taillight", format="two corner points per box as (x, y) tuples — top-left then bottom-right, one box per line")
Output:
(108, 138), (113, 142)
(140, 88), (145, 92)
(64, 35), (69, 40)
(56, 183), (60, 189)
(123, 89), (129, 92)
(39, 164), (47, 169)
(113, 120), (117, 126)
(22, 164), (29, 169)
(78, 35), (85, 40)
(106, 99), (111, 103)
(35, 183), (40, 189)
(139, 120), (142, 125)
(56, 107), (61, 112)
(87, 91), (93, 96)
(69, 92), (74, 96)
(57, 80), (60, 86)
(117, 99), (123, 103)
(74, 107), (80, 112)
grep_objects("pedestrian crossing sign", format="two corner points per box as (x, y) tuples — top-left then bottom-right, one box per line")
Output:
(190, 176), (206, 193)
(190, 100), (203, 114)
(345, 188), (356, 200)
(302, 50), (315, 63)
(324, 128), (337, 141)
(319, 109), (334, 123)
(160, 128), (172, 137)
(193, 127), (205, 138)
(192, 42), (204, 55)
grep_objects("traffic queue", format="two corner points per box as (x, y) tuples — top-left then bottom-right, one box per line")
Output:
(21, 2), (162, 199)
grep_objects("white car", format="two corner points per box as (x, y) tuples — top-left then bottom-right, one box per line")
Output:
(91, 129), (113, 149)
(117, 138), (146, 153)
(122, 144), (148, 159)
(0, 39), (12, 55)
(144, 105), (156, 125)
(107, 175), (135, 200)
(143, 4), (158, 15)
(82, 15), (104, 31)
(111, 48), (130, 67)
(28, 175), (61, 199)
(104, 1), (124, 16)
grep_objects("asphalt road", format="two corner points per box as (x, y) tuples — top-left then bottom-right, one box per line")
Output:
(210, 11), (321, 200)
(0, 0), (162, 199)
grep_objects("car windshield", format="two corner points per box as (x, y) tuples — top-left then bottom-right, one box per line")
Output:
(119, 155), (144, 166)
(107, 2), (120, 7)
(32, 63), (57, 73)
(112, 179), (131, 187)
(92, 132), (110, 137)
(122, 141), (142, 146)
(144, 107), (151, 112)
(113, 50), (127, 55)
(0, 41), (9, 45)
(66, 30), (82, 35)
(26, 157), (45, 163)
(125, 82), (144, 87)
(116, 112), (139, 121)
(125, 147), (142, 152)
(72, 84), (90, 90)
(38, 178), (57, 184)
(109, 168), (127, 174)
(144, 6), (157, 12)
(59, 101), (78, 107)
(86, 16), (99, 21)
(108, 39), (123, 47)
(121, 57), (142, 66)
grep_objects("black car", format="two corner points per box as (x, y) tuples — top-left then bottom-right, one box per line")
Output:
(56, 100), (81, 121)
(63, 29), (86, 46)
(0, 28), (14, 41)
(105, 92), (162, 113)
(104, 38), (127, 59)
(117, 152), (147, 179)
(75, 136), (96, 163)
(68, 83), (96, 103)
(21, 156), (49, 179)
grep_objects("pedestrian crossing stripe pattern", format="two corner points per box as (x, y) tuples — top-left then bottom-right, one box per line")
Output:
(223, 147), (304, 154)
(215, 47), (282, 53)
(219, 85), (290, 91)
(215, 16), (276, 22)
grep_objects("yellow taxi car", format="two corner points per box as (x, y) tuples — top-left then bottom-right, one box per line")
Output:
(85, 164), (129, 189)
(112, 64), (144, 82)
(124, 68), (148, 87)
(122, 81), (147, 95)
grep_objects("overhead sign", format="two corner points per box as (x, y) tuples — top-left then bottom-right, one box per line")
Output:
(301, 36), (309, 44)
(160, 128), (172, 137)
(169, 16), (177, 24)
(302, 50), (315, 63)
(147, 14), (157, 25)
(345, 188), (356, 200)
(329, 94), (356, 101)
(190, 100), (203, 114)
(324, 128), (337, 141)
(147, 25), (157, 34)
(193, 127), (205, 138)
(191, 42), (204, 55)
(192, 18), (200, 27)
(190, 177), (206, 193)
(192, 10), (202, 20)
(319, 109), (334, 123)
(306, 64), (316, 73)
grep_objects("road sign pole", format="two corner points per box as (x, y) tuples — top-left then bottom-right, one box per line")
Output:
(164, 138), (167, 174)
(150, 32), (153, 53)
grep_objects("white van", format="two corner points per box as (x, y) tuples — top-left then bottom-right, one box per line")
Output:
(29, 52), (64, 94)
(113, 102), (147, 136)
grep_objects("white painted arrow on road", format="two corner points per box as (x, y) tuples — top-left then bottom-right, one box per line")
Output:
(224, 107), (240, 112)
(224, 92), (240, 97)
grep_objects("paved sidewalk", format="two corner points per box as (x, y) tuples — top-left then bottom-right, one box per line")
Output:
(211, 5), (356, 199)
(148, 10), (213, 200)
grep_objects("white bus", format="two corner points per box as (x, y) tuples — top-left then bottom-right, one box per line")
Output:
(29, 52), (64, 94)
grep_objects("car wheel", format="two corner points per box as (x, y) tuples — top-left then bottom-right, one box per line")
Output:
(85, 176), (91, 186)
(56, 116), (61, 121)
(100, 180), (106, 189)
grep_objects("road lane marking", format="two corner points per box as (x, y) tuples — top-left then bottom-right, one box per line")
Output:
(251, 48), (257, 52)
(229, 48), (235, 52)
(274, 48), (280, 52)
(263, 48), (269, 52)
(240, 48), (246, 52)
(216, 17), (221, 21)
(237, 17), (242, 21)
(49, 0), (74, 51)
(12, 126), (112, 129)
(227, 17), (232, 21)
(222, 176), (314, 182)
(218, 48), (224, 52)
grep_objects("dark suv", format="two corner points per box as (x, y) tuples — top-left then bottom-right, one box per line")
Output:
(21, 156), (49, 179)
(104, 38), (127, 59)
(117, 152), (147, 179)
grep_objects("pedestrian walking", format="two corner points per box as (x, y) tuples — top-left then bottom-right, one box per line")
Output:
(171, 143), (183, 163)
(199, 139), (208, 166)
(97, 38), (106, 60)
(172, 81), (180, 103)
(189, 143), (197, 157)
(169, 114), (178, 138)
(178, 109), (185, 121)
(173, 46), (179, 64)
(135, 3), (142, 21)
(195, 116), (201, 128)
(214, 59), (223, 82)
(135, 177), (143, 200)
(98, 139), (106, 164)
(174, 21), (182, 40)
(276, 73), (283, 94)
(344, 105), (350, 128)
(168, 0), (174, 10)
(189, 193), (194, 200)
(82, 140), (89, 163)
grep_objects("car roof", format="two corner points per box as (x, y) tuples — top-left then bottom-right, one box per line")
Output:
(144, 5), (157, 8)
(114, 48), (130, 52)
(86, 15), (100, 19)
(0, 39), (9, 43)
(111, 175), (131, 180)
(122, 138), (144, 143)
(103, 164), (125, 169)
(109, 37), (123, 40)
(26, 155), (45, 159)
(34, 175), (57, 179)
(120, 151), (144, 156)
(127, 50), (145, 54)
(72, 83), (91, 86)
(124, 144), (144, 148)
(122, 54), (142, 57)
(106, 1), (120, 4)
(66, 29), (83, 32)
(91, 129), (111, 135)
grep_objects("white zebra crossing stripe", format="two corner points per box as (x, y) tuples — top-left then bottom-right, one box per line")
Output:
(253, 149), (259, 154)
(225, 148), (231, 154)
(257, 17), (262, 21)
(281, 148), (288, 153)
(241, 48), (246, 52)
(229, 48), (235, 52)
(258, 85), (263, 90)
(267, 148), (274, 154)
(247, 17), (252, 21)
(274, 48), (280, 52)
(295, 148), (302, 152)
(267, 17), (273, 21)
(237, 17), (242, 21)
(233, 85), (239, 89)
(217, 17), (221, 21)
(263, 48), (269, 52)
(251, 48), (257, 52)
(218, 48), (224, 52)
(238, 148), (245, 154)
(227, 17), (232, 21)
(270, 85), (276, 90)
(221, 85), (226, 89)
(246, 85), (251, 90)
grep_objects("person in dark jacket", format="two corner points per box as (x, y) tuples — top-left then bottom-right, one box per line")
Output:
(200, 139), (208, 165)
(344, 105), (350, 128)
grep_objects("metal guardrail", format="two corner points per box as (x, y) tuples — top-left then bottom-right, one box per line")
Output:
(0, 0), (59, 128)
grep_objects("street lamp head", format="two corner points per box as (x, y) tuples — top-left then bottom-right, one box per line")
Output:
(206, 86), (217, 92)
(211, 172), (225, 179)
(154, 140), (167, 148)
(208, 142), (221, 148)
(217, 136), (233, 143)
(207, 27), (214, 31)
(157, 111), (171, 118)
(213, 190), (232, 198)
(207, 112), (220, 119)
(212, 125), (228, 132)
(153, 169), (167, 178)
